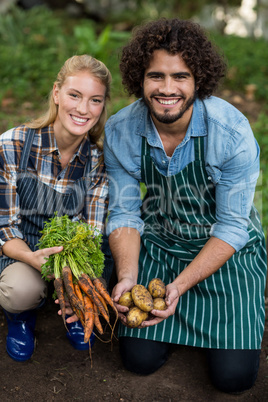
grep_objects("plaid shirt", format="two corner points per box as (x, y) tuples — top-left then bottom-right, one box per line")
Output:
(0, 124), (109, 250)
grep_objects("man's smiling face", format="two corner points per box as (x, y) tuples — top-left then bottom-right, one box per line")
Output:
(142, 49), (196, 126)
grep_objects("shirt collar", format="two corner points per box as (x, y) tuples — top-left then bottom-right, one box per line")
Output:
(187, 98), (207, 138)
(40, 124), (90, 164)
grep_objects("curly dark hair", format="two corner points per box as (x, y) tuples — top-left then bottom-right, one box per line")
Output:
(120, 18), (227, 100)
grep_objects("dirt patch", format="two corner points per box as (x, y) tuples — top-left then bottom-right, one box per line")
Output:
(0, 291), (268, 402)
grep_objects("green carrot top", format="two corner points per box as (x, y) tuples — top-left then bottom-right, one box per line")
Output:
(37, 213), (104, 281)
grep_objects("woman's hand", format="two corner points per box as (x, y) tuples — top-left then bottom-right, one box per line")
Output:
(30, 246), (63, 274)
(55, 298), (79, 323)
(2, 238), (63, 275)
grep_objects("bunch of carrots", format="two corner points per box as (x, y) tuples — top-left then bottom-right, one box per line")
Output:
(38, 213), (118, 345)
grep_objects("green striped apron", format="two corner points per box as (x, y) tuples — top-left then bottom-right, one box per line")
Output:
(119, 135), (267, 349)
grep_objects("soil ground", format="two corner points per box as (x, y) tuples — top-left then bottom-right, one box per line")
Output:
(0, 295), (267, 402)
(0, 92), (268, 401)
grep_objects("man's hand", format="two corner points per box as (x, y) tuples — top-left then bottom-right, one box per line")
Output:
(111, 278), (137, 325)
(140, 282), (180, 327)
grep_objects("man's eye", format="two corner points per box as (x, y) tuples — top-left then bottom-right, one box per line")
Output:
(175, 75), (188, 80)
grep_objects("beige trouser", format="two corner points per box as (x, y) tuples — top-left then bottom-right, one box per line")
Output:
(0, 262), (47, 314)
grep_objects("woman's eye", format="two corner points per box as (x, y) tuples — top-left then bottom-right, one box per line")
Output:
(70, 93), (78, 98)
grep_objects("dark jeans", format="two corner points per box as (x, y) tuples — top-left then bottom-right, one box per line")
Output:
(119, 336), (261, 394)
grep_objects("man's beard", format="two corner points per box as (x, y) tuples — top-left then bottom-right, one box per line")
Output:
(142, 90), (197, 124)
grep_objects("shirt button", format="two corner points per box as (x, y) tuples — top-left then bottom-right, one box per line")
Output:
(208, 176), (212, 180)
(162, 160), (166, 164)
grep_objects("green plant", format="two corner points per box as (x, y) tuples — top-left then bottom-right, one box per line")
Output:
(0, 5), (75, 106)
(211, 33), (268, 102)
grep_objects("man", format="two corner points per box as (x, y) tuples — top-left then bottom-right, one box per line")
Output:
(103, 18), (267, 393)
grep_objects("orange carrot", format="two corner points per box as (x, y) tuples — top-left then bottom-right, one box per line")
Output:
(93, 303), (104, 335)
(98, 293), (109, 314)
(74, 283), (84, 309)
(78, 274), (110, 324)
(93, 277), (118, 321)
(54, 277), (67, 329)
(69, 298), (85, 328)
(83, 294), (94, 343)
(62, 266), (84, 312)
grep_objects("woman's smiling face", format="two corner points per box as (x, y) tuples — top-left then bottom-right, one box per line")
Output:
(53, 70), (106, 140)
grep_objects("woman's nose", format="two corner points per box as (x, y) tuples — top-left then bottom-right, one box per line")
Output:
(76, 99), (88, 114)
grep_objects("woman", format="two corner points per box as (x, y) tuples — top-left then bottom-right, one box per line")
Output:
(0, 54), (112, 361)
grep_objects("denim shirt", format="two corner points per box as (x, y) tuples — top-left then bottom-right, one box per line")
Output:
(104, 96), (260, 251)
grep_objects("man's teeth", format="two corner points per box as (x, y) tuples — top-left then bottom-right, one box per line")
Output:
(158, 99), (178, 105)
(72, 115), (88, 123)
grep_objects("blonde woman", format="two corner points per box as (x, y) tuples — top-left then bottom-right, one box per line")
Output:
(0, 54), (112, 361)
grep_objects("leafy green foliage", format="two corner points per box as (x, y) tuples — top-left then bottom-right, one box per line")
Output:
(211, 33), (268, 102)
(37, 214), (104, 281)
(0, 5), (74, 106)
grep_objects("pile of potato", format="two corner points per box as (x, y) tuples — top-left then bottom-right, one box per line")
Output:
(118, 278), (167, 328)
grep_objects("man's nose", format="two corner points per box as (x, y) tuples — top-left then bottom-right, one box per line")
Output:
(161, 77), (176, 95)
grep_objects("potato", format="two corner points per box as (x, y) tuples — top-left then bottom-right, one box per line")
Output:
(126, 307), (148, 328)
(131, 284), (154, 312)
(153, 297), (167, 310)
(148, 278), (166, 298)
(118, 292), (134, 308)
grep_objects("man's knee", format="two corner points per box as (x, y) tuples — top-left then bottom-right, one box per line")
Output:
(207, 349), (260, 393)
(119, 336), (169, 375)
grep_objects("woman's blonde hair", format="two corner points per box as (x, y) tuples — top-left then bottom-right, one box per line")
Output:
(27, 54), (112, 149)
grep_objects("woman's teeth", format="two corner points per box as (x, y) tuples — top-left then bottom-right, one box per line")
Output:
(71, 115), (88, 123)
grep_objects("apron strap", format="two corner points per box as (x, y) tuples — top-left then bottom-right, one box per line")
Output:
(142, 135), (149, 156)
(83, 138), (92, 178)
(194, 136), (204, 161)
(18, 128), (36, 172)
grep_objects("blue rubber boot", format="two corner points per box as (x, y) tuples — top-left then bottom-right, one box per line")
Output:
(3, 309), (37, 362)
(66, 318), (95, 350)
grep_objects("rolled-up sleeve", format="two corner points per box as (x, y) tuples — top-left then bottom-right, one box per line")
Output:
(0, 158), (25, 253)
(209, 119), (259, 251)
